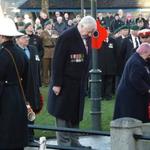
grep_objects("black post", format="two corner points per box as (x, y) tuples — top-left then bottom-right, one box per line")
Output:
(81, 0), (84, 17)
(89, 0), (101, 130)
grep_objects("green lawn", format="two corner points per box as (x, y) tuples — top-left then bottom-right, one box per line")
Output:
(35, 86), (115, 138)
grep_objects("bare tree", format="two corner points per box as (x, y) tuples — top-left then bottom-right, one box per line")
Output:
(41, 0), (49, 17)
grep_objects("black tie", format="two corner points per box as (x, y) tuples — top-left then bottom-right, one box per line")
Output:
(83, 38), (88, 54)
(135, 38), (139, 48)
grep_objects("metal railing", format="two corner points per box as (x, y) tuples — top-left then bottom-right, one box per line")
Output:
(28, 124), (110, 150)
(134, 134), (150, 141)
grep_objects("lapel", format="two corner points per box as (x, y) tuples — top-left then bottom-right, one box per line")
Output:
(128, 35), (133, 44)
(27, 46), (34, 61)
(74, 26), (88, 55)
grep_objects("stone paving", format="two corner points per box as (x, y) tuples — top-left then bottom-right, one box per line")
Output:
(25, 135), (111, 150)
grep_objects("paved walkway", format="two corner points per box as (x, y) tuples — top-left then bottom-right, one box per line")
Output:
(25, 135), (110, 150)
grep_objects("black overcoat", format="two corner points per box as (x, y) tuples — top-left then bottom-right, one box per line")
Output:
(0, 41), (28, 149)
(97, 37), (117, 75)
(28, 34), (44, 59)
(16, 45), (41, 112)
(115, 36), (124, 75)
(47, 26), (91, 123)
(113, 53), (150, 122)
(120, 35), (140, 69)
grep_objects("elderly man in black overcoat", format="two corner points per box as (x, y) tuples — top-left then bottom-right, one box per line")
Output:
(113, 43), (150, 123)
(15, 30), (42, 142)
(47, 16), (97, 149)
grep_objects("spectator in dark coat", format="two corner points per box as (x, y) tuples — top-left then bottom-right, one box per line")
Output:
(54, 16), (67, 35)
(97, 28), (117, 100)
(0, 17), (28, 149)
(113, 43), (150, 123)
(25, 22), (44, 59)
(47, 16), (97, 149)
(135, 13), (148, 29)
(115, 25), (129, 87)
(120, 25), (140, 71)
(15, 30), (41, 142)
(104, 13), (114, 29)
(124, 13), (135, 26)
(39, 10), (49, 28)
(110, 13), (124, 33)
(97, 13), (106, 26)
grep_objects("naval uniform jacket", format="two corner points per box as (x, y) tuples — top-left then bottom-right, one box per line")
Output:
(0, 41), (28, 149)
(113, 53), (150, 122)
(47, 26), (91, 123)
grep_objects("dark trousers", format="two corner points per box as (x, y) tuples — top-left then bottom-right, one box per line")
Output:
(101, 75), (114, 99)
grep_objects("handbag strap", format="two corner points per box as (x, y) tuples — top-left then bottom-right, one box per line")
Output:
(4, 48), (28, 104)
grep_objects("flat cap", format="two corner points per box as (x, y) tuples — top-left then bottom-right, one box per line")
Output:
(114, 25), (129, 34)
(130, 25), (140, 30)
(18, 29), (26, 35)
(44, 20), (51, 26)
(17, 22), (25, 27)
(36, 25), (42, 30)
(24, 22), (32, 29)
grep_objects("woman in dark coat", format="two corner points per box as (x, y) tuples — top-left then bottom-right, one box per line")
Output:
(113, 43), (150, 123)
(0, 17), (28, 149)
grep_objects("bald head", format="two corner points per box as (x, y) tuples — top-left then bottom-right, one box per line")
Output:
(136, 43), (150, 59)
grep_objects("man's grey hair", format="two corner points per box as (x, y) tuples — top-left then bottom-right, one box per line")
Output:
(79, 15), (97, 31)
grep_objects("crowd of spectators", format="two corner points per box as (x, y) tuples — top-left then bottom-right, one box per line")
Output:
(13, 9), (150, 98)
(14, 10), (150, 35)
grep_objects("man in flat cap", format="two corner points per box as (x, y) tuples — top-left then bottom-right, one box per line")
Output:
(120, 25), (141, 72)
(35, 25), (43, 36)
(114, 25), (129, 87)
(16, 22), (25, 30)
(25, 22), (44, 60)
(113, 24), (129, 38)
(15, 29), (42, 142)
